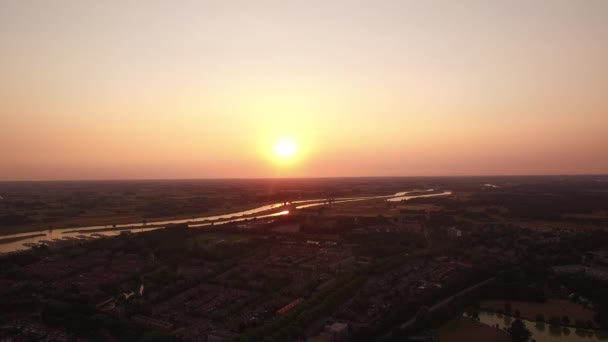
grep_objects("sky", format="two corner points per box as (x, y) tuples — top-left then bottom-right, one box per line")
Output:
(1, 0), (607, 180)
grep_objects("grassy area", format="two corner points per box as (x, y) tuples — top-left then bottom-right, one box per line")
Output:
(308, 195), (447, 217)
(304, 198), (403, 217)
(0, 202), (271, 236)
(190, 233), (249, 245)
(439, 317), (513, 342)
(481, 299), (597, 326)
(397, 203), (442, 211)
(518, 220), (604, 231)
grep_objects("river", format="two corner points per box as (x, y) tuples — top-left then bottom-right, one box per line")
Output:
(0, 189), (451, 254)
(474, 311), (608, 342)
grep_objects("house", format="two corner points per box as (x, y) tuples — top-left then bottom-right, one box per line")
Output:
(447, 227), (462, 238)
(276, 298), (303, 315)
(307, 322), (349, 342)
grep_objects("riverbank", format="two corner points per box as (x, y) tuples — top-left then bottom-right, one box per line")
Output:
(0, 201), (289, 236)
(0, 233), (46, 244)
(0, 189), (448, 237)
(0, 189), (449, 254)
(480, 299), (598, 329)
(62, 206), (291, 234)
(473, 310), (608, 342)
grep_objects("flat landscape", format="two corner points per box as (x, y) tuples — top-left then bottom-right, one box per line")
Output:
(1, 176), (608, 341)
(0, 178), (444, 235)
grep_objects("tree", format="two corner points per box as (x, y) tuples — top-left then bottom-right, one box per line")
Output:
(505, 302), (512, 315)
(508, 319), (532, 341)
(535, 313), (545, 323)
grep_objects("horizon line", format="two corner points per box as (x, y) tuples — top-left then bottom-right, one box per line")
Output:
(1, 173), (607, 183)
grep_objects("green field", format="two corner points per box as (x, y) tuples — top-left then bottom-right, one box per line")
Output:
(191, 233), (249, 245)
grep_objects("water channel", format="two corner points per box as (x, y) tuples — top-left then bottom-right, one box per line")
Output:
(0, 189), (451, 254)
(475, 311), (608, 342)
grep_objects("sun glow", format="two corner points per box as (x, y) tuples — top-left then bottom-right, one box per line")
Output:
(274, 138), (297, 159)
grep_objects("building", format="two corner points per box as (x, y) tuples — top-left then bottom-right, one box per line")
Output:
(276, 298), (303, 315)
(307, 322), (349, 342)
(327, 322), (348, 340)
(553, 265), (608, 281)
(586, 250), (608, 265)
(447, 227), (462, 238)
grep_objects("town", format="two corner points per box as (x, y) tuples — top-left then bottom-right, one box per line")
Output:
(1, 176), (607, 341)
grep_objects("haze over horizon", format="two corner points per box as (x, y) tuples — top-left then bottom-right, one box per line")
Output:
(2, 0), (608, 181)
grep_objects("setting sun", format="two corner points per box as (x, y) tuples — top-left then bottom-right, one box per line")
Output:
(274, 138), (297, 159)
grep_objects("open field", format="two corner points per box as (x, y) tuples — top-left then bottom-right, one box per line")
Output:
(189, 233), (249, 245)
(565, 211), (608, 220)
(300, 197), (445, 217)
(438, 317), (514, 342)
(0, 178), (448, 235)
(518, 220), (607, 231)
(303, 198), (401, 217)
(0, 200), (274, 236)
(481, 299), (597, 326)
(2, 175), (608, 236)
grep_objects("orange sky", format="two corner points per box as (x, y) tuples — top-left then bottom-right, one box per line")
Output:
(1, 1), (607, 180)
